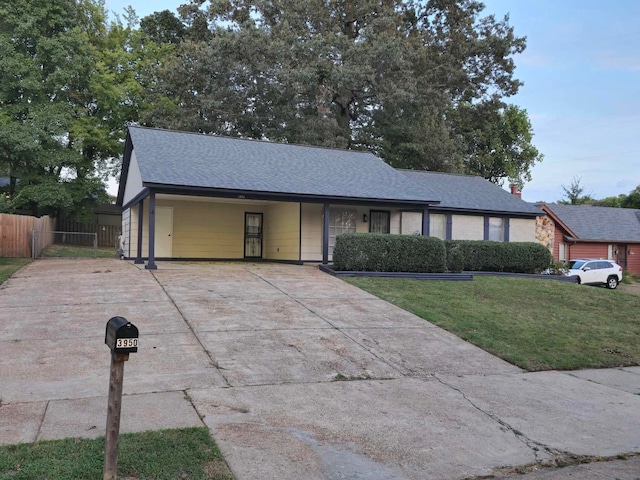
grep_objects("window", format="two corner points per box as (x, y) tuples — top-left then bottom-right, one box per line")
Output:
(429, 214), (446, 240)
(329, 208), (356, 254)
(558, 242), (567, 262)
(488, 217), (505, 242)
(608, 244), (614, 260)
(369, 210), (390, 234)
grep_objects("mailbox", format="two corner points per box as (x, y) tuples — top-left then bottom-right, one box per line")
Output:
(105, 317), (139, 353)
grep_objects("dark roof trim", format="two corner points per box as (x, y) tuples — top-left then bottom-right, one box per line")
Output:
(121, 187), (150, 211)
(116, 131), (134, 207)
(563, 236), (640, 244)
(140, 182), (440, 208)
(429, 206), (541, 218)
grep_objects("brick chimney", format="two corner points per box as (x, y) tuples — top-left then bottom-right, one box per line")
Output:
(510, 184), (522, 199)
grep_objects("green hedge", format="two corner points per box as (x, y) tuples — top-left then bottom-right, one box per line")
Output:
(333, 233), (446, 272)
(445, 240), (552, 274)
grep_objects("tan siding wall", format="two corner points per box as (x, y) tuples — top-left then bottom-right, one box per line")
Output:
(509, 218), (536, 242)
(122, 208), (131, 257)
(451, 214), (484, 240)
(300, 204), (323, 261)
(264, 202), (300, 260)
(301, 204), (409, 261)
(165, 200), (264, 258)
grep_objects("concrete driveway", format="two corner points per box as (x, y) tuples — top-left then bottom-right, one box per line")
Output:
(1, 259), (639, 479)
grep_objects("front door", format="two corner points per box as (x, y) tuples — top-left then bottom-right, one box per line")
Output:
(155, 206), (173, 257)
(244, 212), (263, 258)
(616, 244), (628, 268)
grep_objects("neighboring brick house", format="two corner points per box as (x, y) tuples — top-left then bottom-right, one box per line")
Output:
(539, 203), (640, 275)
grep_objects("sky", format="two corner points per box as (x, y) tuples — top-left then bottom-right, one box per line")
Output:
(104, 0), (640, 203)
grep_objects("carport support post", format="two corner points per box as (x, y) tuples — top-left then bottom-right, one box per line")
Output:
(103, 352), (129, 480)
(145, 192), (157, 270)
(322, 203), (330, 264)
(134, 199), (144, 264)
(422, 207), (429, 236)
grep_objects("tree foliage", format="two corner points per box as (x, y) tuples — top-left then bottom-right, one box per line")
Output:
(140, 0), (541, 185)
(0, 0), (546, 218)
(0, 0), (135, 218)
(560, 178), (640, 209)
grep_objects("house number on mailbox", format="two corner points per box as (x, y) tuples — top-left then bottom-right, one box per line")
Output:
(116, 338), (138, 349)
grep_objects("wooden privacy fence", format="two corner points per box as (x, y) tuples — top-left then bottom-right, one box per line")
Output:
(0, 213), (55, 257)
(57, 218), (121, 247)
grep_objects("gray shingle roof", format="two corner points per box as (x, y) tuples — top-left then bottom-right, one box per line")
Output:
(400, 170), (541, 215)
(127, 127), (434, 203)
(544, 203), (640, 242)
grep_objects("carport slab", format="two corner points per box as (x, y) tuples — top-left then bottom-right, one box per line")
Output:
(0, 401), (47, 445)
(38, 391), (204, 441)
(568, 367), (640, 395)
(189, 377), (539, 480)
(441, 371), (640, 457)
(0, 301), (189, 340)
(198, 329), (401, 386)
(172, 296), (332, 332)
(342, 327), (521, 376)
(154, 270), (290, 300)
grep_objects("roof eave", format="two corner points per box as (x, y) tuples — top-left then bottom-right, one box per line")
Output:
(142, 182), (440, 208)
(564, 236), (640, 244)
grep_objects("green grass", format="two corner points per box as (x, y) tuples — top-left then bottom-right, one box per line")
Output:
(347, 276), (640, 371)
(39, 244), (116, 258)
(0, 257), (31, 285)
(0, 427), (235, 480)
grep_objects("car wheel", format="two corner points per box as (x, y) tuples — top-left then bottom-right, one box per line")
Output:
(606, 276), (618, 289)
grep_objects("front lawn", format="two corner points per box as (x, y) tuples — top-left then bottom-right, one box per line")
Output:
(0, 427), (235, 480)
(39, 244), (116, 258)
(0, 258), (31, 285)
(347, 276), (640, 371)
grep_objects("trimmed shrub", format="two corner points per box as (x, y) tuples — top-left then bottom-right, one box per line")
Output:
(444, 240), (552, 274)
(446, 245), (465, 273)
(333, 233), (446, 273)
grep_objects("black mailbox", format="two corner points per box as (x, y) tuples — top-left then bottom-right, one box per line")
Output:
(105, 317), (139, 353)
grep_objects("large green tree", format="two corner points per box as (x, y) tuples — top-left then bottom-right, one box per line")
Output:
(140, 0), (541, 184)
(0, 0), (136, 218)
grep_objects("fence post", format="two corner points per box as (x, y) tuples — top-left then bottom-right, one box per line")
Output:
(31, 230), (35, 259)
(93, 233), (98, 258)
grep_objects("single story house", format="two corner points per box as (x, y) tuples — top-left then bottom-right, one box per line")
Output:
(117, 127), (542, 269)
(540, 203), (640, 275)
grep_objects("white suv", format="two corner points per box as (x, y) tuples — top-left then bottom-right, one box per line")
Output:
(566, 259), (623, 289)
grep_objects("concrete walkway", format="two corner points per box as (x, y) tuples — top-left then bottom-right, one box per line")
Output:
(0, 259), (639, 479)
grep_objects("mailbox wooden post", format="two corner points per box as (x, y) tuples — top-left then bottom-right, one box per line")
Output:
(104, 317), (138, 480)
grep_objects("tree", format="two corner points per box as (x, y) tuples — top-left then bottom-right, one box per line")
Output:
(0, 0), (137, 218)
(140, 0), (539, 184)
(460, 104), (543, 186)
(621, 185), (640, 209)
(559, 177), (594, 205)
